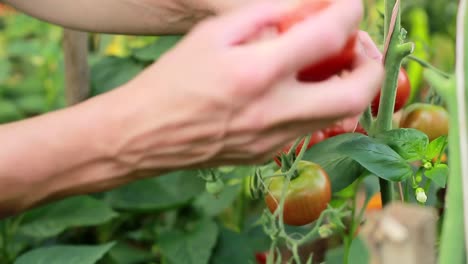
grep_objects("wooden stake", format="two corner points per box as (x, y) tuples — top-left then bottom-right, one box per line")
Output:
(360, 202), (437, 264)
(63, 29), (90, 105)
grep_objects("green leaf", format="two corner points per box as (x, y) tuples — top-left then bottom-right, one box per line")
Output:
(133, 36), (183, 61)
(194, 184), (241, 217)
(425, 164), (449, 188)
(7, 40), (42, 57)
(0, 99), (24, 123)
(105, 170), (204, 211)
(425, 136), (448, 160)
(304, 133), (365, 193)
(4, 14), (47, 39)
(159, 218), (218, 264)
(223, 166), (255, 181)
(336, 135), (413, 182)
(14, 242), (116, 264)
(348, 237), (369, 264)
(363, 174), (380, 203)
(324, 245), (345, 264)
(106, 241), (153, 264)
(18, 196), (117, 239)
(0, 59), (11, 83)
(15, 94), (48, 115)
(90, 57), (144, 96)
(324, 237), (369, 264)
(374, 128), (428, 161)
(210, 227), (262, 264)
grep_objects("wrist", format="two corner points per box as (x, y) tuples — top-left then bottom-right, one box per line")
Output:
(107, 71), (229, 172)
(181, 0), (256, 15)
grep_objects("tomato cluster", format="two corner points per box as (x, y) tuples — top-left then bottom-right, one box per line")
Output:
(273, 123), (367, 167)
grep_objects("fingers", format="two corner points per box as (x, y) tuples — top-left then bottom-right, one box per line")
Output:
(339, 115), (361, 132)
(357, 31), (382, 61)
(253, 0), (364, 76)
(209, 1), (290, 45)
(279, 56), (384, 122)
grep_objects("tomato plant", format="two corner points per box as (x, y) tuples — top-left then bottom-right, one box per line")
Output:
(399, 103), (449, 141)
(371, 68), (411, 116)
(0, 0), (462, 263)
(265, 160), (331, 226)
(277, 0), (357, 82)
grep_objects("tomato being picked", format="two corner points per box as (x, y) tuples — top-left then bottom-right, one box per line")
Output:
(265, 160), (332, 226)
(399, 103), (449, 141)
(371, 68), (411, 116)
(277, 0), (357, 82)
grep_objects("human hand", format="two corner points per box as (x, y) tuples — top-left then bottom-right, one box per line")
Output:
(111, 0), (384, 172)
(335, 30), (384, 132)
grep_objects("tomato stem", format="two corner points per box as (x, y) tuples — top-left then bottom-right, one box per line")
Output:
(374, 0), (413, 206)
(270, 135), (312, 240)
(424, 70), (455, 104)
(408, 55), (453, 79)
(437, 0), (467, 259)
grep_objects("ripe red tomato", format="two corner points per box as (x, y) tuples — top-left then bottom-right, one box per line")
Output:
(277, 0), (357, 82)
(323, 122), (367, 138)
(371, 68), (411, 116)
(255, 252), (267, 264)
(399, 103), (449, 141)
(265, 160), (332, 226)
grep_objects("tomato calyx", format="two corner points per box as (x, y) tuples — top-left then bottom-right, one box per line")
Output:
(279, 152), (300, 179)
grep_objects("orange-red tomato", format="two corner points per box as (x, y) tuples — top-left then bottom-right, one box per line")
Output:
(400, 103), (449, 141)
(433, 153), (448, 163)
(365, 192), (382, 212)
(277, 0), (357, 82)
(265, 161), (331, 226)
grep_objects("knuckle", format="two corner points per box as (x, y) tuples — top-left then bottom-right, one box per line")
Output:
(226, 61), (264, 96)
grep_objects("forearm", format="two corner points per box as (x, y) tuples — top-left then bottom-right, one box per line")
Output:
(0, 88), (149, 218)
(3, 0), (252, 35)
